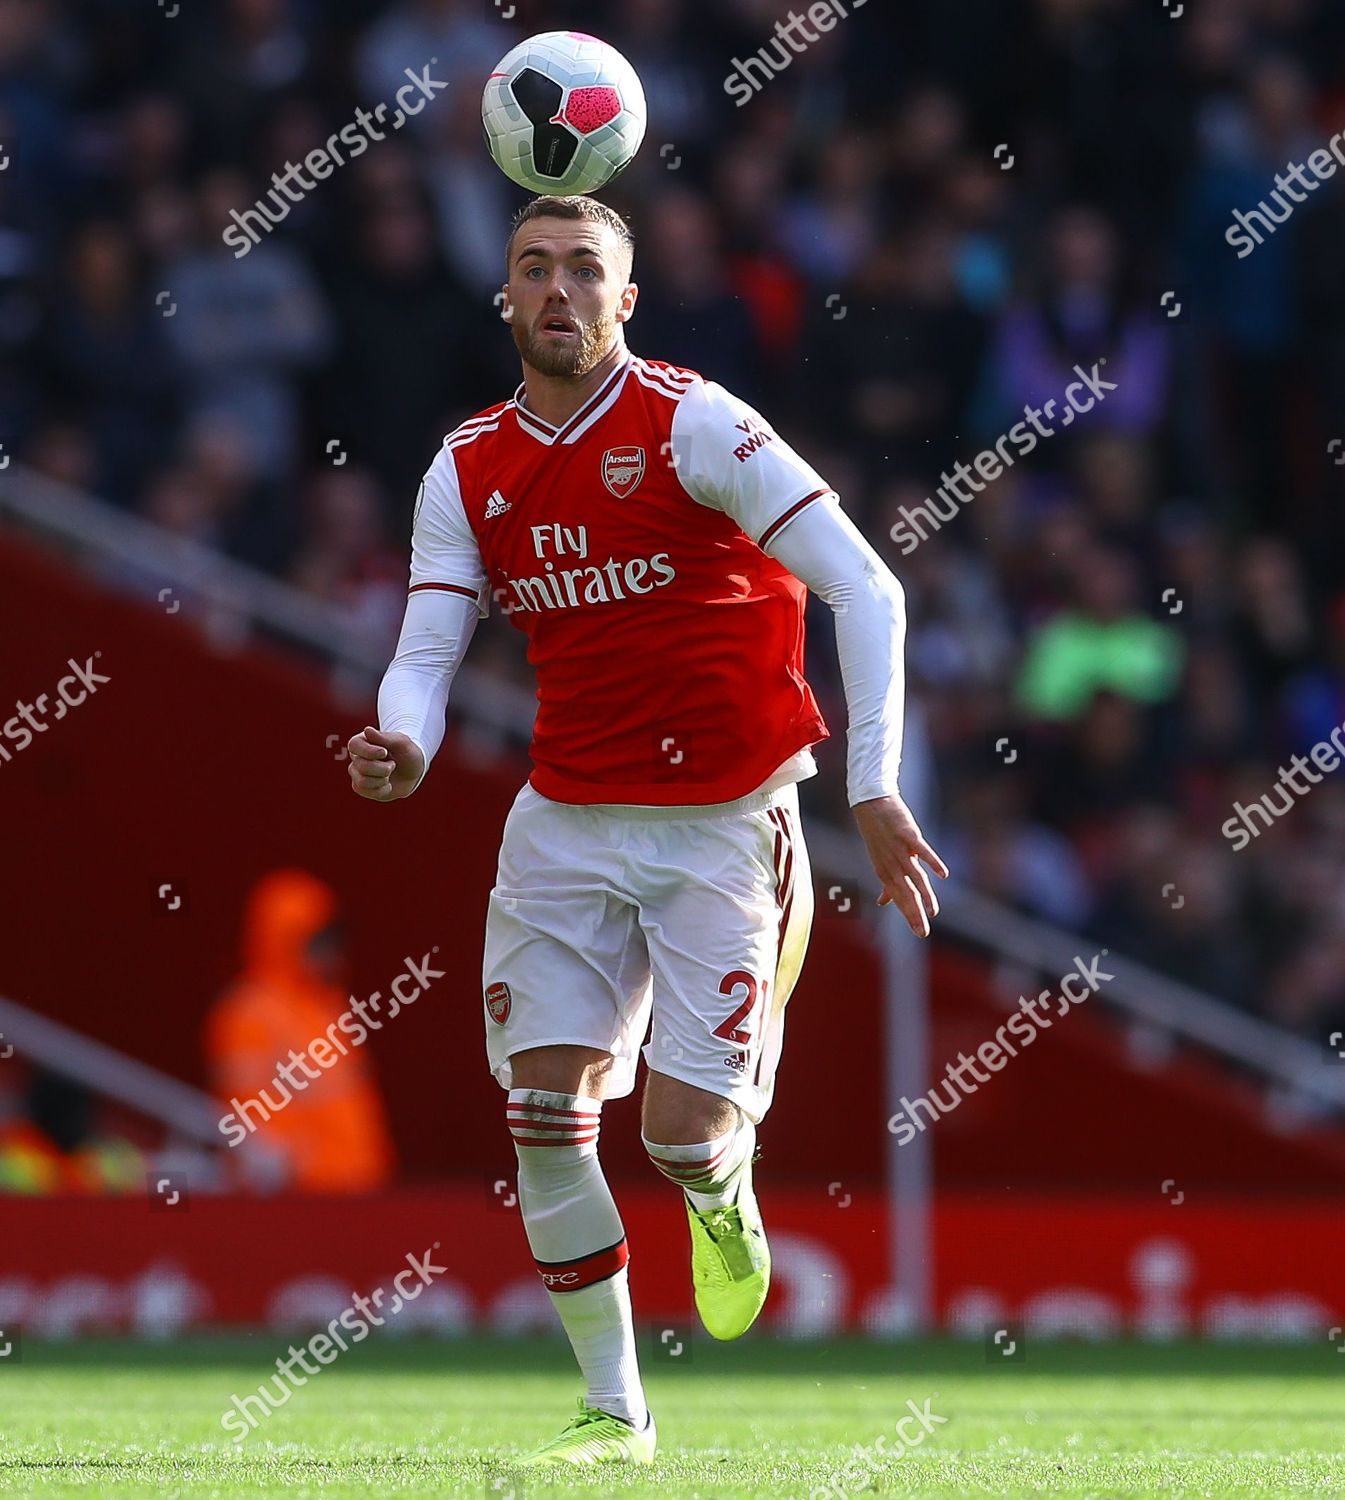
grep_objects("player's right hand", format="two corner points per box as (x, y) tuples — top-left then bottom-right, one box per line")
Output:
(347, 725), (425, 801)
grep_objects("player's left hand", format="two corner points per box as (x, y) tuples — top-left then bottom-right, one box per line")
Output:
(851, 794), (949, 938)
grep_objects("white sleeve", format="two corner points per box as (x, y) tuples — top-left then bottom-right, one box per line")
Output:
(378, 444), (487, 789)
(377, 590), (479, 786)
(669, 378), (836, 548)
(408, 444), (489, 613)
(764, 495), (906, 806)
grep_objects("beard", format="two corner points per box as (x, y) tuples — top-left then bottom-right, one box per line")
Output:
(513, 306), (619, 378)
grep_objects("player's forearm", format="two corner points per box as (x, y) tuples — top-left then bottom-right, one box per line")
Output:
(830, 567), (906, 803)
(376, 590), (479, 775)
(766, 500), (906, 805)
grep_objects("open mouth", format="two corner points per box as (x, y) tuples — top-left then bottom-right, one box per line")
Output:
(539, 313), (578, 337)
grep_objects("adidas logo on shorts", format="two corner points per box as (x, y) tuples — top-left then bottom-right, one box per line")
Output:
(485, 488), (511, 519)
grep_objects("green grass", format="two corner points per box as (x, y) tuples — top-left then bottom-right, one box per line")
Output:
(2, 1336), (1343, 1497)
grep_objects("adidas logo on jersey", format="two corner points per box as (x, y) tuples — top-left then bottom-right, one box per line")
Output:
(484, 489), (511, 519)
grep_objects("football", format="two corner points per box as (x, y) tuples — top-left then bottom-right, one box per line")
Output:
(482, 31), (647, 196)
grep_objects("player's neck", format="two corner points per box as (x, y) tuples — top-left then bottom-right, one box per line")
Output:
(519, 341), (628, 429)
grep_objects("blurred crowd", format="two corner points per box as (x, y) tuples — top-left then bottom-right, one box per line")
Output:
(4, 0), (1345, 1038)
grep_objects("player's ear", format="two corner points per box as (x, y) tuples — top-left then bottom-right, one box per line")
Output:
(498, 285), (514, 323)
(615, 280), (638, 325)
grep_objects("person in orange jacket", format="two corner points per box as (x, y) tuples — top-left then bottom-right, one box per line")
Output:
(205, 869), (396, 1192)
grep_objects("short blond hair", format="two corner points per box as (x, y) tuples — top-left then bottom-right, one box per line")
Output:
(506, 195), (635, 275)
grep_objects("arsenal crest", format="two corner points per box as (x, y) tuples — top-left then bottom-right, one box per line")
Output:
(485, 981), (512, 1024)
(601, 445), (646, 498)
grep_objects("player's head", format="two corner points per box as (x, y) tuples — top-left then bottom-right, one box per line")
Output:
(501, 196), (637, 378)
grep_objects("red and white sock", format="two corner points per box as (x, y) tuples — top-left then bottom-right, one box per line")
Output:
(643, 1113), (756, 1212)
(508, 1088), (647, 1428)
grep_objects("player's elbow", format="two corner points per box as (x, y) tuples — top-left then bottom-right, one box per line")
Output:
(878, 564), (906, 616)
(863, 561), (907, 634)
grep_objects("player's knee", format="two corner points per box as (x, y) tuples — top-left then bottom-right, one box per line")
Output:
(507, 1086), (602, 1158)
(641, 1074), (739, 1145)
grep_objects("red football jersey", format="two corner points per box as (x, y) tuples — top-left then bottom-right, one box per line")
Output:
(408, 353), (833, 805)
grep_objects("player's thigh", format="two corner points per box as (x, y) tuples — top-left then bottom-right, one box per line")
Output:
(509, 1043), (620, 1099)
(639, 787), (814, 1123)
(483, 785), (653, 1099)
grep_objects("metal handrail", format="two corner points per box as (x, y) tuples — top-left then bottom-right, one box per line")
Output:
(937, 884), (1345, 1112)
(0, 994), (222, 1144)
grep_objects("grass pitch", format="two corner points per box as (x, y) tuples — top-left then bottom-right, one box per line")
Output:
(1, 1335), (1342, 1497)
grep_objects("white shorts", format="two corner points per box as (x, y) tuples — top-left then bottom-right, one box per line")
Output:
(482, 780), (814, 1123)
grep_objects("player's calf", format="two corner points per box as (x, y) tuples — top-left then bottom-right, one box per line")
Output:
(507, 1089), (648, 1429)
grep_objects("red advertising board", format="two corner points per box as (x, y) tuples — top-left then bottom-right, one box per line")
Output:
(4, 1190), (1341, 1340)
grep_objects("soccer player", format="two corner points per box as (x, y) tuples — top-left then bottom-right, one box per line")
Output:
(347, 195), (946, 1466)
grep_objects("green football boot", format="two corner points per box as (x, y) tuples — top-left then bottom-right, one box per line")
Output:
(686, 1158), (771, 1339)
(516, 1399), (656, 1467)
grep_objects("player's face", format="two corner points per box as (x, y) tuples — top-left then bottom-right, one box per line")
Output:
(505, 219), (635, 378)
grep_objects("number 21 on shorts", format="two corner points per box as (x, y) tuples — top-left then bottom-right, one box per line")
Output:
(713, 969), (768, 1078)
